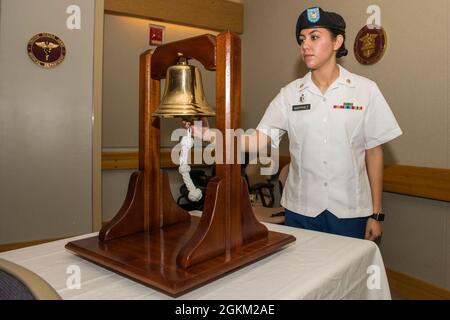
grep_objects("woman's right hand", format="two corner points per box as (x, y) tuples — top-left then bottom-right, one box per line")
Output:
(181, 119), (192, 130)
(181, 116), (209, 128)
(181, 116), (210, 140)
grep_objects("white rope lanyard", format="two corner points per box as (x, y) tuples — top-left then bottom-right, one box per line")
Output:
(178, 127), (202, 202)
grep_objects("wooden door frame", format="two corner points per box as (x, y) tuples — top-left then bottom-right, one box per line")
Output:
(92, 0), (104, 231)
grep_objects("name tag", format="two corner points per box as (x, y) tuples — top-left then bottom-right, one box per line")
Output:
(292, 104), (311, 111)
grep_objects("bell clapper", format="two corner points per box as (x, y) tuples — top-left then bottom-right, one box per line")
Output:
(179, 127), (202, 202)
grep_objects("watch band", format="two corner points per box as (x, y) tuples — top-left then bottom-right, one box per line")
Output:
(370, 213), (385, 221)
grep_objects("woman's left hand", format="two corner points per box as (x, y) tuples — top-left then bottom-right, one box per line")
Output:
(365, 219), (382, 242)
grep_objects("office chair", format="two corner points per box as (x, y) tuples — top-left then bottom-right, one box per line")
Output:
(0, 258), (61, 300)
(244, 163), (276, 207)
(250, 163), (290, 224)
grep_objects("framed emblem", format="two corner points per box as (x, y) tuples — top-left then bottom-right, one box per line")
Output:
(149, 24), (165, 46)
(27, 33), (66, 68)
(354, 25), (387, 65)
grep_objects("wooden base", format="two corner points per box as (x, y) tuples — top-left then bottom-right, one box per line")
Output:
(66, 216), (294, 297)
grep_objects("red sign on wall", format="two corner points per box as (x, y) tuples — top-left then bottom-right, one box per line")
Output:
(149, 24), (165, 46)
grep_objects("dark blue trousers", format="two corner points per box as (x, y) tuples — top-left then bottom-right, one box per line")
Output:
(285, 209), (368, 239)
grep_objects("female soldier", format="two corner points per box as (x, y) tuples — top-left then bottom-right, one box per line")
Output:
(184, 7), (402, 241)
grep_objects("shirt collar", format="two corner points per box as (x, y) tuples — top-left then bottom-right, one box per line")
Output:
(298, 64), (356, 92)
(335, 65), (356, 88)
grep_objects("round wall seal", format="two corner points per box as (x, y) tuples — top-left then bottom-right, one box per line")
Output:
(354, 25), (387, 65)
(27, 33), (66, 68)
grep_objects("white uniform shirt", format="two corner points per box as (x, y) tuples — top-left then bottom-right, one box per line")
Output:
(257, 65), (402, 219)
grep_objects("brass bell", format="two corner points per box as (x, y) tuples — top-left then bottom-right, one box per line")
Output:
(153, 56), (216, 119)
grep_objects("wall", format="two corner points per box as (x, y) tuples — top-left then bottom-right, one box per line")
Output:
(0, 0), (96, 244)
(102, 14), (219, 221)
(103, 14), (219, 149)
(241, 0), (450, 290)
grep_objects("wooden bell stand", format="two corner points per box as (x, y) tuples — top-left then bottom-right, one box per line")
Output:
(66, 32), (295, 297)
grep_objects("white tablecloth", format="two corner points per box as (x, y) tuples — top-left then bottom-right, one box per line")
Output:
(0, 222), (391, 300)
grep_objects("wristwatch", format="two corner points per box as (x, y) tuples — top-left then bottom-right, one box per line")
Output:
(370, 212), (385, 221)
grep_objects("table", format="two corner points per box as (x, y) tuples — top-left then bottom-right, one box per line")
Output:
(0, 221), (391, 300)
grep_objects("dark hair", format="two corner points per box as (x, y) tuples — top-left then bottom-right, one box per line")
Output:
(329, 29), (348, 58)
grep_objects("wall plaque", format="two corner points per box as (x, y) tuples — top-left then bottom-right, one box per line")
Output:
(27, 33), (66, 68)
(354, 25), (387, 65)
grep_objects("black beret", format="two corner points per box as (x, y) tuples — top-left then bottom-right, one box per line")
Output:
(296, 7), (346, 45)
